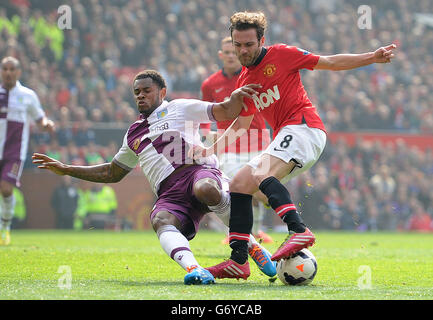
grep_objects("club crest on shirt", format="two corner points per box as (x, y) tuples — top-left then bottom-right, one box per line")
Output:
(132, 138), (141, 150)
(263, 64), (276, 77)
(157, 108), (168, 119)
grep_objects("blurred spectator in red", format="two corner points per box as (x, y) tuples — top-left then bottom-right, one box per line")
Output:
(406, 200), (432, 232)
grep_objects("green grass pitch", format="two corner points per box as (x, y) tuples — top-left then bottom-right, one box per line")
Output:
(0, 230), (432, 300)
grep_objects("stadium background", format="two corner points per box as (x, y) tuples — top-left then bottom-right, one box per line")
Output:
(1, 0), (432, 232)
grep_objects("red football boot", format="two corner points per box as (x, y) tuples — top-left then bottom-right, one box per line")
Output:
(206, 259), (250, 280)
(271, 228), (316, 261)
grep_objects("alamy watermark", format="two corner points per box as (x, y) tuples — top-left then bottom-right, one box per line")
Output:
(139, 121), (273, 169)
(57, 265), (72, 289)
(58, 5), (72, 30)
(358, 5), (372, 30)
(357, 265), (372, 289)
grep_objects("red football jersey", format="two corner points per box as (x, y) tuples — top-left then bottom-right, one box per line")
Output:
(201, 68), (270, 153)
(238, 44), (326, 137)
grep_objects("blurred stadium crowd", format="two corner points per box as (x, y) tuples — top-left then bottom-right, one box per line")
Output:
(1, 0), (432, 231)
(292, 138), (433, 231)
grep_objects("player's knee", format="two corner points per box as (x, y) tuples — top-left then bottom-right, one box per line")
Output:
(229, 174), (247, 193)
(229, 168), (258, 194)
(251, 172), (268, 189)
(151, 211), (179, 232)
(0, 181), (14, 197)
(193, 178), (220, 206)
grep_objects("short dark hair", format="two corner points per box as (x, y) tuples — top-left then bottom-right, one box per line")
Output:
(230, 11), (267, 42)
(133, 70), (166, 89)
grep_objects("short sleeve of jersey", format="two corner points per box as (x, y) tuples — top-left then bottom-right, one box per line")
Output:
(276, 44), (320, 72)
(174, 98), (216, 123)
(112, 134), (138, 171)
(27, 90), (45, 121)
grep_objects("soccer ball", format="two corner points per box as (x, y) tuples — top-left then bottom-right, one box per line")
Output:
(276, 248), (317, 285)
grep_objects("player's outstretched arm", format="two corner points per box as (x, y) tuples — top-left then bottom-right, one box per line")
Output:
(32, 153), (129, 183)
(189, 115), (253, 160)
(315, 44), (396, 71)
(211, 83), (261, 121)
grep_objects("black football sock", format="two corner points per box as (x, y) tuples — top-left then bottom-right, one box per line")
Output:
(259, 176), (306, 233)
(229, 192), (253, 264)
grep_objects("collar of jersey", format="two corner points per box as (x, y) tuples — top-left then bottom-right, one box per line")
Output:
(139, 100), (169, 120)
(0, 80), (21, 92)
(248, 47), (268, 69)
(221, 67), (242, 78)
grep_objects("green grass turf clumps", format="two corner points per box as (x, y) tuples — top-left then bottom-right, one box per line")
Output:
(0, 230), (433, 300)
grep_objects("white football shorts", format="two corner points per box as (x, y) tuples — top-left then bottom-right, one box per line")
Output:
(218, 150), (262, 180)
(247, 124), (327, 183)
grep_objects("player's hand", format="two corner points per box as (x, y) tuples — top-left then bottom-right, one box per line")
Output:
(373, 44), (396, 63)
(230, 83), (262, 111)
(39, 117), (56, 134)
(44, 119), (56, 133)
(32, 153), (68, 176)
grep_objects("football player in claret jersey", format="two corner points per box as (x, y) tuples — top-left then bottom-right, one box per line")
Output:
(0, 56), (55, 245)
(201, 36), (274, 247)
(201, 11), (396, 280)
(33, 70), (273, 284)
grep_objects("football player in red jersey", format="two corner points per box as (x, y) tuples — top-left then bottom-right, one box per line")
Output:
(201, 37), (273, 245)
(200, 11), (396, 280)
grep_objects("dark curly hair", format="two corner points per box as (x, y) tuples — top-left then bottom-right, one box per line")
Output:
(133, 70), (166, 89)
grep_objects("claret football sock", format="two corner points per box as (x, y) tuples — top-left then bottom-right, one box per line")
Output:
(157, 224), (199, 271)
(259, 176), (306, 233)
(228, 192), (253, 264)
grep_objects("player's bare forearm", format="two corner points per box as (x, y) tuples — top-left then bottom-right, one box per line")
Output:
(62, 163), (126, 183)
(214, 115), (252, 154)
(316, 52), (375, 71)
(315, 44), (396, 71)
(190, 115), (252, 159)
(213, 118), (244, 154)
(212, 97), (247, 120)
(216, 99), (243, 120)
(211, 84), (261, 121)
(32, 153), (128, 183)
